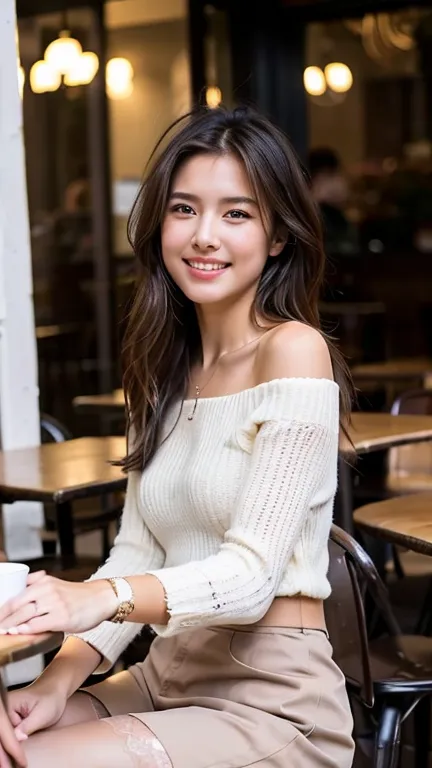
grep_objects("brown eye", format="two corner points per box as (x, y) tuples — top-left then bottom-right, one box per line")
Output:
(226, 210), (249, 219)
(171, 204), (195, 215)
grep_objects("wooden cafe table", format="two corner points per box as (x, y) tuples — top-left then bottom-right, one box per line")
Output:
(0, 438), (127, 569)
(353, 493), (432, 634)
(353, 491), (432, 558)
(337, 413), (432, 533)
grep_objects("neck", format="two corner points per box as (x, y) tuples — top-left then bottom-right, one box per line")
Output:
(195, 292), (263, 369)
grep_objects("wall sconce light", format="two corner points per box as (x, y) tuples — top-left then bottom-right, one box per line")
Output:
(205, 86), (222, 108)
(106, 57), (134, 100)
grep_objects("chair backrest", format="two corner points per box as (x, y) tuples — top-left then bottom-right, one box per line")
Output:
(391, 389), (432, 416)
(326, 525), (402, 708)
(40, 413), (72, 443)
(326, 535), (374, 707)
(388, 389), (432, 476)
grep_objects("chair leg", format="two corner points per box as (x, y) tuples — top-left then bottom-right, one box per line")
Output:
(416, 576), (432, 635)
(391, 546), (405, 580)
(375, 705), (402, 768)
(414, 697), (430, 768)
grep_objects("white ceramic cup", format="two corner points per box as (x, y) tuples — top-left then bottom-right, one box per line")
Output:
(0, 563), (29, 607)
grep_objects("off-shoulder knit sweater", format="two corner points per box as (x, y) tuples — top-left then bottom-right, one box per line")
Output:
(75, 377), (339, 671)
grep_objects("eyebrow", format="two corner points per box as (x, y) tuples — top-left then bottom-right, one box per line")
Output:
(169, 192), (258, 207)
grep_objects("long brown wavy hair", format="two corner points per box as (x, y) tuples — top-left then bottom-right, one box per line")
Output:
(120, 106), (354, 472)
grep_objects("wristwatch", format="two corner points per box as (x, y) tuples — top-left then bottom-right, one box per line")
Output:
(106, 577), (135, 623)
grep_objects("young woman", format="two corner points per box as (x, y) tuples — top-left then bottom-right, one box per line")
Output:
(0, 107), (355, 768)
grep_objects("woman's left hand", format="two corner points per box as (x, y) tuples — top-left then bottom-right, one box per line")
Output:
(0, 572), (118, 635)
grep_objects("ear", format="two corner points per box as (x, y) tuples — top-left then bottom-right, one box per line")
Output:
(269, 228), (289, 258)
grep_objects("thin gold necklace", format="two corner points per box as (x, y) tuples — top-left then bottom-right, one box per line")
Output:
(187, 335), (263, 421)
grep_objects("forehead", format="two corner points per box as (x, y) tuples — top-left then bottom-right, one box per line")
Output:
(171, 153), (253, 197)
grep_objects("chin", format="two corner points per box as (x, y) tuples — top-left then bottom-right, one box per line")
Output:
(180, 283), (231, 305)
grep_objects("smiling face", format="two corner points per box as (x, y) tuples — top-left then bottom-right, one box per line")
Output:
(161, 153), (284, 307)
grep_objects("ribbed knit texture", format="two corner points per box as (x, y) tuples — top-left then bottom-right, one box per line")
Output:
(74, 377), (339, 671)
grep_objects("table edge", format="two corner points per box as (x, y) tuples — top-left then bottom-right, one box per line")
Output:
(0, 632), (64, 667)
(0, 476), (127, 504)
(354, 518), (432, 557)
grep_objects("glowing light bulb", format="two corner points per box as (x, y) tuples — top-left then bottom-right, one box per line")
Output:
(303, 66), (326, 96)
(106, 57), (134, 99)
(324, 63), (353, 93)
(44, 30), (82, 76)
(64, 51), (99, 86)
(30, 60), (61, 93)
(205, 86), (222, 108)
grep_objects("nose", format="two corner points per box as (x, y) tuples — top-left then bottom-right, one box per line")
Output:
(191, 215), (221, 251)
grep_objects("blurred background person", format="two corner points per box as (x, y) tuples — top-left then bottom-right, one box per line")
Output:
(309, 147), (358, 259)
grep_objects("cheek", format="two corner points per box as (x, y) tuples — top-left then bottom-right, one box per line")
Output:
(161, 220), (190, 256)
(229, 224), (269, 262)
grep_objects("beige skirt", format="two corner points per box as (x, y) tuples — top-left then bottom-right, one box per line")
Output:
(84, 625), (355, 768)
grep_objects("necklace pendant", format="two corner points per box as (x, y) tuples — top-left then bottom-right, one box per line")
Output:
(188, 385), (201, 421)
(188, 397), (198, 421)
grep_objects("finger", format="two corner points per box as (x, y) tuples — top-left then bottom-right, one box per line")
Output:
(0, 581), (57, 630)
(6, 576), (51, 613)
(0, 600), (15, 625)
(0, 742), (12, 768)
(15, 702), (49, 737)
(0, 720), (27, 768)
(7, 709), (22, 728)
(26, 570), (46, 585)
(14, 730), (28, 743)
(10, 615), (55, 635)
(0, 603), (41, 634)
(0, 579), (51, 618)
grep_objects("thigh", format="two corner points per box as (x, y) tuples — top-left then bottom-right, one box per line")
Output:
(51, 691), (108, 731)
(25, 715), (172, 768)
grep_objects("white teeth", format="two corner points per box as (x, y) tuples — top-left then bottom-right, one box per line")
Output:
(187, 261), (227, 271)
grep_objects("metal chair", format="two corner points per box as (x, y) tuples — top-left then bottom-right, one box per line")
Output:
(328, 525), (432, 768)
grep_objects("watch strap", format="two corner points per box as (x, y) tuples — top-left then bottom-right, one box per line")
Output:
(106, 577), (135, 623)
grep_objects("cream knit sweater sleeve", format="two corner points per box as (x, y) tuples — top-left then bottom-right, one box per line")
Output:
(148, 377), (339, 637)
(70, 468), (165, 671)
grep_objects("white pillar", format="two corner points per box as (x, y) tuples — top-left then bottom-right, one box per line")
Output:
(0, 0), (43, 684)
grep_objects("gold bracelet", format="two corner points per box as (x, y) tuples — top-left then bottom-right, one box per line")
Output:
(106, 577), (135, 624)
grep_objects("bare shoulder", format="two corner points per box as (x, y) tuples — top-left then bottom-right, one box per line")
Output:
(255, 322), (334, 385)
